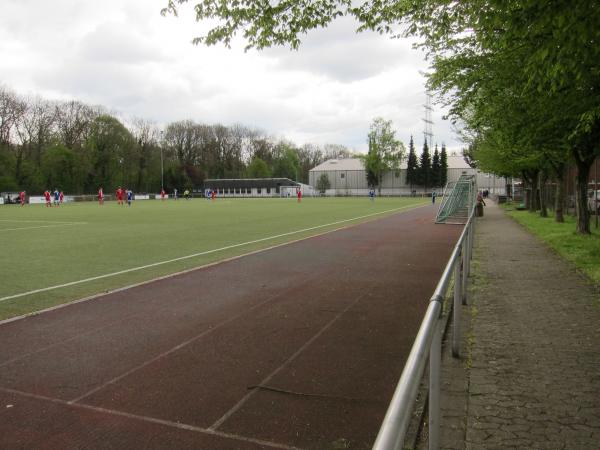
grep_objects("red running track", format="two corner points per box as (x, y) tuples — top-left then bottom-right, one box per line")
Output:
(0, 205), (461, 449)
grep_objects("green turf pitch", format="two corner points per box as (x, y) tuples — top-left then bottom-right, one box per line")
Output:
(0, 197), (427, 321)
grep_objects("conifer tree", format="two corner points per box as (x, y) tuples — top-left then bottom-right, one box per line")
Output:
(419, 140), (431, 190)
(440, 143), (448, 187)
(431, 144), (441, 188)
(406, 135), (418, 190)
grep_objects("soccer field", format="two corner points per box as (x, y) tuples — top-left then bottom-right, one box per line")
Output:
(0, 196), (428, 321)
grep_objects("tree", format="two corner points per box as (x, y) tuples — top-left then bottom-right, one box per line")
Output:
(272, 144), (300, 180)
(130, 118), (161, 192)
(361, 117), (404, 194)
(323, 143), (353, 160)
(0, 145), (17, 191)
(413, 1), (600, 233)
(418, 140), (431, 190)
(462, 144), (478, 169)
(0, 86), (26, 147)
(162, 0), (357, 50)
(15, 97), (56, 169)
(316, 173), (331, 194)
(406, 135), (418, 191)
(41, 143), (84, 193)
(297, 143), (325, 184)
(363, 135), (378, 189)
(86, 115), (135, 192)
(440, 143), (448, 187)
(246, 156), (272, 178)
(431, 145), (441, 188)
(55, 100), (100, 151)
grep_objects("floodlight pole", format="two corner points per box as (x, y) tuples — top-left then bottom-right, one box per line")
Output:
(160, 130), (164, 191)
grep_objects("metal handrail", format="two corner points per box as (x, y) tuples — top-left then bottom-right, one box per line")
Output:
(373, 203), (477, 450)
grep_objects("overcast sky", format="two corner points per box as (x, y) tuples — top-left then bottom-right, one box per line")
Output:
(1, 0), (463, 153)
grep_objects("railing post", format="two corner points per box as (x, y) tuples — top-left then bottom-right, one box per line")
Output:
(470, 217), (475, 262)
(465, 220), (472, 278)
(429, 310), (442, 450)
(461, 234), (468, 305)
(452, 250), (462, 358)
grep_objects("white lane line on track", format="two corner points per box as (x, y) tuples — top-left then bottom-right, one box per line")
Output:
(66, 278), (310, 405)
(0, 204), (422, 303)
(0, 387), (300, 450)
(208, 292), (365, 431)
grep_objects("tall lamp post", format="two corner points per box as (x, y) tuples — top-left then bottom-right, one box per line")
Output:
(160, 130), (164, 192)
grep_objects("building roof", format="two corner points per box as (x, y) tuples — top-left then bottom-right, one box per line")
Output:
(311, 157), (416, 171)
(310, 158), (365, 172)
(446, 153), (473, 169)
(309, 154), (473, 172)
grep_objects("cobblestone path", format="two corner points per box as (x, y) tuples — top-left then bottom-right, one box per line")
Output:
(437, 202), (600, 450)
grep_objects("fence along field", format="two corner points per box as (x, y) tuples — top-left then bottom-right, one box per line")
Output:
(0, 197), (427, 321)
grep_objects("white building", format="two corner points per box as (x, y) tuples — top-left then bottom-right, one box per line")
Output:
(446, 154), (508, 194)
(308, 154), (509, 196)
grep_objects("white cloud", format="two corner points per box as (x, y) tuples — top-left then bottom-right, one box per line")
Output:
(0, 0), (463, 153)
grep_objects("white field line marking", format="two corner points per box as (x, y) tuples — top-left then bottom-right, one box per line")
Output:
(0, 387), (300, 450)
(0, 219), (87, 224)
(0, 215), (376, 327)
(2, 223), (85, 232)
(0, 204), (421, 303)
(208, 292), (365, 431)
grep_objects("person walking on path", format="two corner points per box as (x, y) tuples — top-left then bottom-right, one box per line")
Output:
(434, 201), (600, 449)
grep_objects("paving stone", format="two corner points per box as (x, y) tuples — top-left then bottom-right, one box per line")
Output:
(420, 203), (600, 450)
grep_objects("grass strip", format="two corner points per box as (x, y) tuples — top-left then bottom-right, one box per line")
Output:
(503, 207), (600, 286)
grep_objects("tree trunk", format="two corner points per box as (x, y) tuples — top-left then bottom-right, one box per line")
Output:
(525, 171), (539, 212)
(554, 172), (565, 223)
(539, 172), (548, 217)
(524, 180), (531, 210)
(574, 158), (591, 234)
(15, 149), (23, 184)
(531, 171), (540, 211)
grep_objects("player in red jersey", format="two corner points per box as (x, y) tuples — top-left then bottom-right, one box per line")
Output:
(19, 191), (25, 206)
(160, 189), (166, 201)
(44, 190), (51, 207)
(297, 187), (302, 203)
(98, 187), (104, 205)
(59, 191), (64, 204)
(116, 187), (124, 206)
